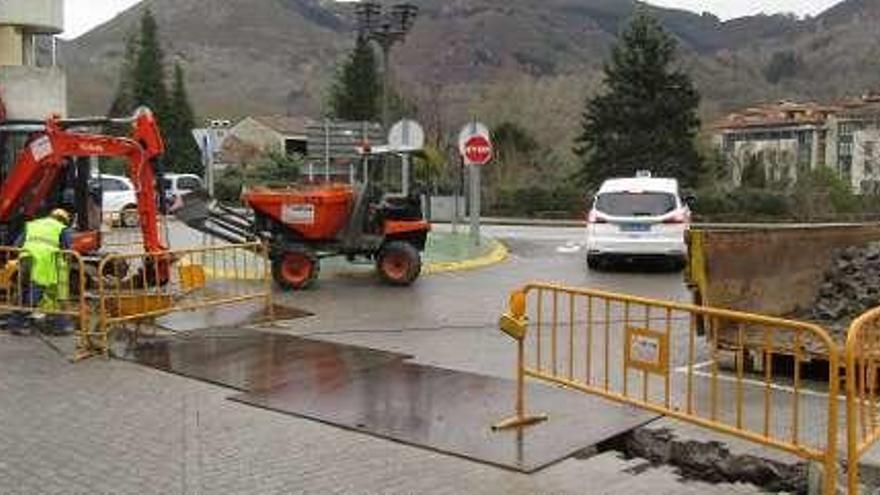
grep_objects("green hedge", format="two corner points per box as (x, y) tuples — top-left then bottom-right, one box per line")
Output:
(489, 185), (585, 218)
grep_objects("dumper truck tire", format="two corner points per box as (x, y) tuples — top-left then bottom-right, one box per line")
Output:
(377, 241), (421, 286)
(273, 246), (319, 291)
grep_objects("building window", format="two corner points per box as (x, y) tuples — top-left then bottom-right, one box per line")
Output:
(797, 131), (813, 168)
(285, 138), (307, 156)
(722, 134), (734, 153)
(840, 155), (853, 180)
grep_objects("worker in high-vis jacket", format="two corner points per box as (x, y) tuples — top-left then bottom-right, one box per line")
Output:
(5, 208), (74, 335)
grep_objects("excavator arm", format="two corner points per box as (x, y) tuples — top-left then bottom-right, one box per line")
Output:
(0, 107), (167, 254)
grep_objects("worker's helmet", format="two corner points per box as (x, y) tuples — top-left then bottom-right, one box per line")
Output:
(50, 208), (71, 225)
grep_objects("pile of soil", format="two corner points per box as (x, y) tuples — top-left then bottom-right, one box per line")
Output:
(804, 242), (880, 337)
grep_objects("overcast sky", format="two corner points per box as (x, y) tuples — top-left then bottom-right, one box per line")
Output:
(61, 0), (844, 39)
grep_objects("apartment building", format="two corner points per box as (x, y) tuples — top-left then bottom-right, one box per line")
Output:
(714, 93), (880, 193)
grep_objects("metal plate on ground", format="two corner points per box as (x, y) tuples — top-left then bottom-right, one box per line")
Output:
(154, 302), (311, 332)
(131, 330), (409, 392)
(230, 361), (658, 472)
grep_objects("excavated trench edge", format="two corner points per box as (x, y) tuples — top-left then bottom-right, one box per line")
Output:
(577, 427), (810, 493)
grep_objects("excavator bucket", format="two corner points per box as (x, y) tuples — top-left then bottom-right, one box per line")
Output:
(174, 190), (259, 245)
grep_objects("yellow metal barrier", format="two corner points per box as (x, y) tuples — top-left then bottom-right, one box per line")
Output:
(0, 247), (91, 359)
(91, 242), (272, 355)
(846, 307), (880, 493)
(495, 282), (840, 495)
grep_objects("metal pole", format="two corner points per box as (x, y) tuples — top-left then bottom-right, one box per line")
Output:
(401, 153), (410, 197)
(469, 163), (480, 246)
(203, 135), (214, 197)
(382, 43), (392, 130)
(453, 152), (462, 234)
(324, 119), (330, 183)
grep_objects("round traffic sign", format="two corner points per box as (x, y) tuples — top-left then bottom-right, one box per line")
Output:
(388, 119), (425, 152)
(464, 135), (493, 165)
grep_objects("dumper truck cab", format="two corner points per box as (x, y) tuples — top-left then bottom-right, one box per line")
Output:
(586, 172), (690, 270)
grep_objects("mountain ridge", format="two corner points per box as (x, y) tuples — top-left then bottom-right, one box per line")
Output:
(60, 0), (880, 134)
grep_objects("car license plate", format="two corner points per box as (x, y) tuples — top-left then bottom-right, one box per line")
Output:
(620, 223), (651, 233)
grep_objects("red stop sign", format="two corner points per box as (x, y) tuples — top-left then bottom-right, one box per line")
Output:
(464, 135), (493, 165)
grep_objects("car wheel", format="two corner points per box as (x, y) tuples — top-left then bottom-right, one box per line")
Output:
(587, 254), (602, 271)
(121, 206), (139, 228)
(669, 256), (687, 272)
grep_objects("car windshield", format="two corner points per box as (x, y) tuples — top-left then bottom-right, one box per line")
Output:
(595, 192), (676, 217)
(162, 178), (173, 189)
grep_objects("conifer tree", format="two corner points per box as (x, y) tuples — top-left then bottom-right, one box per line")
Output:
(329, 36), (381, 121)
(574, 12), (702, 188)
(107, 9), (202, 174)
(108, 34), (138, 117)
(165, 62), (202, 174)
(132, 9), (168, 118)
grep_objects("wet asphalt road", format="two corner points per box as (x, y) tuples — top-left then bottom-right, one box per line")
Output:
(269, 224), (691, 380)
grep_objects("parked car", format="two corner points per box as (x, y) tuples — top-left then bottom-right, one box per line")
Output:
(585, 172), (691, 270)
(96, 174), (140, 228)
(163, 173), (204, 206)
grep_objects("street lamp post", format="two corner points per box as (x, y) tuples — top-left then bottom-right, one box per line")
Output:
(355, 2), (418, 130)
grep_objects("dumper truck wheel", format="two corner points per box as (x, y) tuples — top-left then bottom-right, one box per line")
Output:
(273, 247), (319, 291)
(377, 241), (421, 286)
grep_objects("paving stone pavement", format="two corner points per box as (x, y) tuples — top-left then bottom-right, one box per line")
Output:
(0, 226), (771, 494)
(0, 331), (766, 494)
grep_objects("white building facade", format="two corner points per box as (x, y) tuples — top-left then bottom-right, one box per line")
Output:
(715, 97), (880, 193)
(0, 0), (66, 120)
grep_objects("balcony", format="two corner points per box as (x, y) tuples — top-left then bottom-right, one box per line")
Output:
(0, 0), (64, 34)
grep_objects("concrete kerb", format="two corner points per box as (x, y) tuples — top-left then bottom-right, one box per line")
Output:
(201, 237), (510, 280)
(423, 238), (509, 275)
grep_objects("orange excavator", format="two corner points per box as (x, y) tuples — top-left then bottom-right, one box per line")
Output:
(0, 107), (170, 284)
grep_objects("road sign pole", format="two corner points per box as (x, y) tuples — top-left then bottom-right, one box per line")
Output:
(469, 163), (480, 246)
(202, 135), (215, 197)
(458, 120), (492, 245)
(402, 152), (410, 197)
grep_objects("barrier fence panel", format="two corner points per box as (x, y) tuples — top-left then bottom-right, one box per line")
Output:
(846, 307), (880, 493)
(93, 242), (272, 355)
(0, 247), (90, 358)
(494, 282), (840, 495)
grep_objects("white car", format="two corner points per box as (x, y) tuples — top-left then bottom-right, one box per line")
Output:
(586, 173), (690, 270)
(97, 174), (140, 228)
(163, 173), (203, 205)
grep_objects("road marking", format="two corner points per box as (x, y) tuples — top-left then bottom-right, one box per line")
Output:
(674, 360), (713, 373)
(673, 366), (840, 401)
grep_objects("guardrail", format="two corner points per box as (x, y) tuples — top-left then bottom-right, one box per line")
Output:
(0, 247), (91, 359)
(91, 242), (272, 355)
(494, 282), (840, 495)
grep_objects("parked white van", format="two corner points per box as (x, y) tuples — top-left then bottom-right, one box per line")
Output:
(585, 172), (690, 270)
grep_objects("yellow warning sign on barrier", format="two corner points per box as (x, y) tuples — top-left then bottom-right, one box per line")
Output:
(625, 327), (668, 376)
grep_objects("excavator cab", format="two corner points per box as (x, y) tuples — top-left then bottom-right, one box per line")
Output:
(0, 108), (171, 290)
